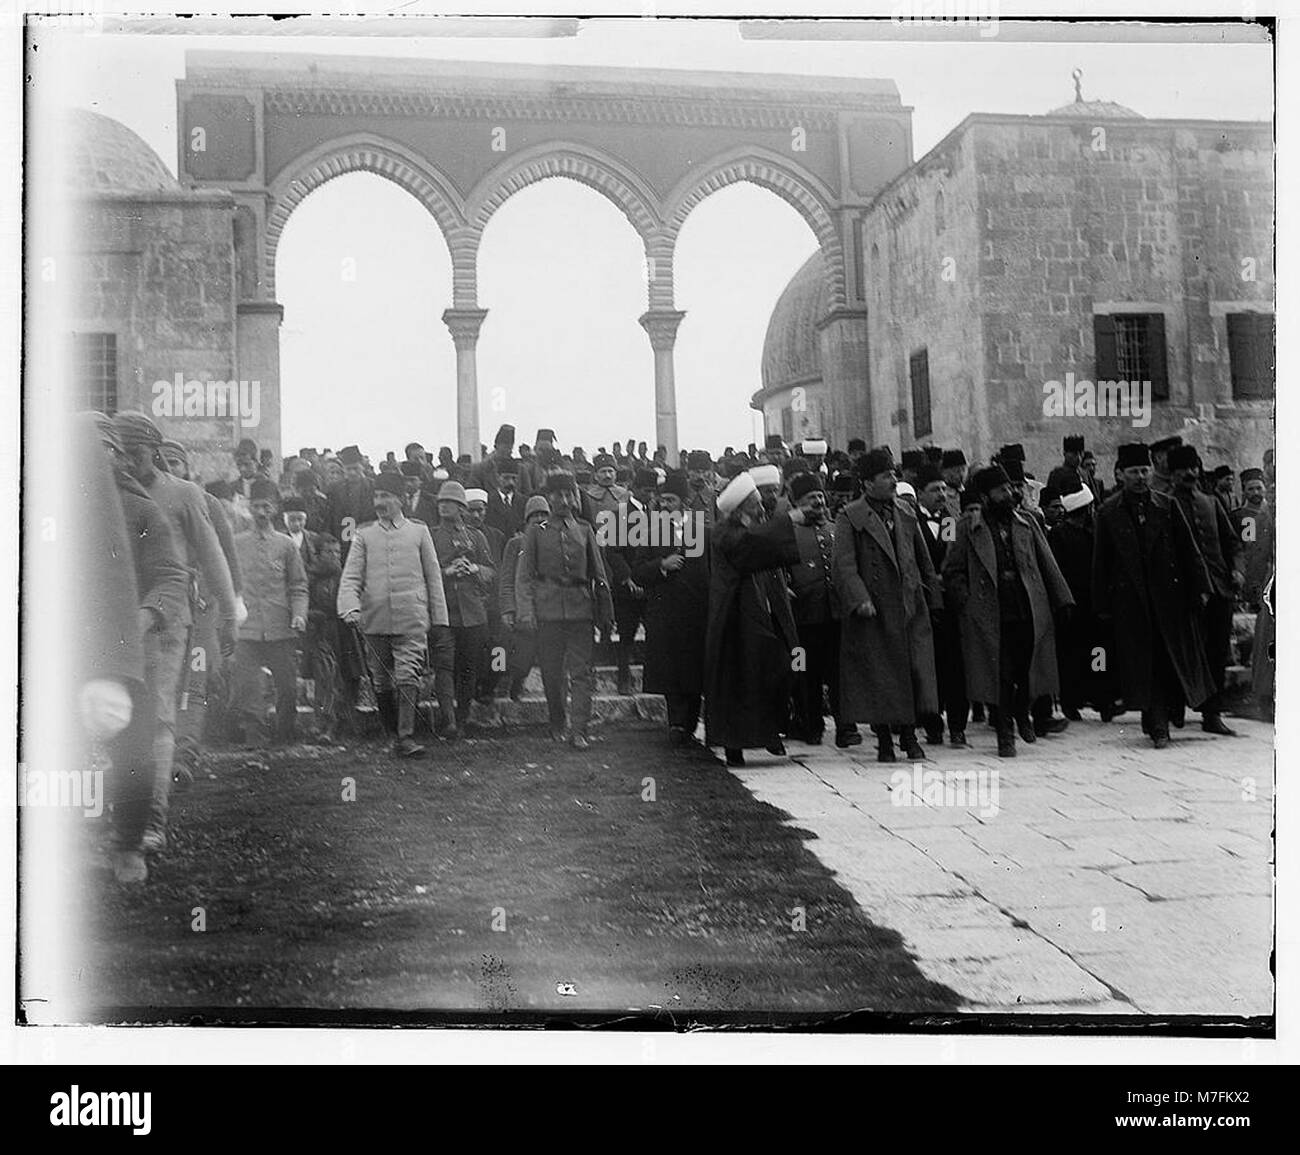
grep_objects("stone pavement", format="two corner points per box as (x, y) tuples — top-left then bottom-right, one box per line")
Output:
(728, 714), (1274, 1016)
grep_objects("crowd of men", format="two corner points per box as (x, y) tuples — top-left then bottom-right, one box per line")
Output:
(72, 414), (1274, 884)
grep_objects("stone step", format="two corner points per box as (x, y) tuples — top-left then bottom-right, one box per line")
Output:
(518, 665), (643, 696)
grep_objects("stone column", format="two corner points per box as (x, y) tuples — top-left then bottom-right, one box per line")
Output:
(442, 307), (488, 460)
(639, 309), (686, 460)
(236, 300), (284, 461)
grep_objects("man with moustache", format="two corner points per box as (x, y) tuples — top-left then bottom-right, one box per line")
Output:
(338, 472), (449, 758)
(1232, 466), (1273, 610)
(787, 472), (860, 749)
(1092, 443), (1214, 749)
(942, 465), (1075, 758)
(834, 448), (942, 763)
(685, 450), (719, 529)
(704, 471), (805, 767)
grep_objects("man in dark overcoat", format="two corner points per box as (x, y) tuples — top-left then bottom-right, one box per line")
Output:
(833, 448), (942, 763)
(629, 473), (711, 749)
(703, 470), (804, 767)
(943, 465), (1075, 757)
(1092, 443), (1214, 748)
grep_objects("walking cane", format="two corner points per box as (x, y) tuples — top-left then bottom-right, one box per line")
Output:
(348, 620), (432, 738)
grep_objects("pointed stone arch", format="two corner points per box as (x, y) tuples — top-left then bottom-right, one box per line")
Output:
(664, 148), (847, 310)
(468, 142), (664, 245)
(264, 134), (468, 297)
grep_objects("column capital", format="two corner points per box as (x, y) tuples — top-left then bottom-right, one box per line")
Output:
(638, 309), (686, 351)
(442, 307), (488, 349)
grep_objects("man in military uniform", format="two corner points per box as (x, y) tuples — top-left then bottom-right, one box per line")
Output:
(516, 473), (614, 749)
(1232, 466), (1273, 610)
(338, 472), (449, 758)
(685, 450), (718, 529)
(787, 473), (859, 748)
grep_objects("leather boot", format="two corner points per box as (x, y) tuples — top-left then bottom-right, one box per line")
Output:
(899, 726), (926, 761)
(434, 668), (458, 739)
(376, 690), (398, 737)
(873, 725), (896, 763)
(394, 686), (425, 758)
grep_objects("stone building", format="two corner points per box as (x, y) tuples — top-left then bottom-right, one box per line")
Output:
(760, 87), (1274, 474)
(60, 110), (255, 480)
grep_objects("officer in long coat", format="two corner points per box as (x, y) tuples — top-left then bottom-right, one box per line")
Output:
(833, 448), (942, 763)
(1092, 443), (1214, 748)
(629, 473), (711, 749)
(943, 465), (1075, 757)
(703, 471), (803, 767)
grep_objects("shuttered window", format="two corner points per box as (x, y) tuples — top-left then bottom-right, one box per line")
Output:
(1226, 312), (1274, 401)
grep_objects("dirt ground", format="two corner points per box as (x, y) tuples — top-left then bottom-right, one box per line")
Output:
(69, 729), (958, 1022)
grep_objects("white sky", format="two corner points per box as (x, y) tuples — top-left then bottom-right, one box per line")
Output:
(33, 18), (1273, 458)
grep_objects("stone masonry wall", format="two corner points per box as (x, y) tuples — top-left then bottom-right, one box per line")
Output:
(973, 117), (1272, 478)
(861, 127), (986, 457)
(70, 193), (242, 482)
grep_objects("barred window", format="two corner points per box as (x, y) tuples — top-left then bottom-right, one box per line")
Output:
(1094, 313), (1168, 401)
(72, 332), (117, 412)
(1226, 312), (1274, 401)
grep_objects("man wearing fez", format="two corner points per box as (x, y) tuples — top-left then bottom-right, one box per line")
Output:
(1048, 435), (1087, 494)
(428, 481), (496, 737)
(685, 449), (718, 528)
(397, 460), (426, 518)
(827, 472), (859, 521)
(520, 428), (558, 496)
(1210, 465), (1236, 514)
(834, 448), (941, 763)
(1148, 434), (1183, 497)
(1092, 443), (1214, 749)
(916, 463), (967, 747)
(338, 472), (449, 758)
(326, 445), (375, 564)
(485, 456), (524, 539)
(787, 473), (860, 748)
(500, 495), (551, 701)
(1232, 466), (1273, 610)
(292, 464), (330, 534)
(899, 449), (927, 488)
(1048, 481), (1114, 721)
(943, 465), (1075, 757)
(232, 479), (309, 747)
(1080, 449), (1105, 502)
(629, 473), (712, 749)
(516, 472), (614, 749)
(704, 471), (804, 767)
(941, 449), (968, 517)
(1168, 444), (1244, 736)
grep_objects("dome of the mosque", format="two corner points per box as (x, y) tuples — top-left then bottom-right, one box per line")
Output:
(63, 109), (182, 194)
(759, 251), (827, 396)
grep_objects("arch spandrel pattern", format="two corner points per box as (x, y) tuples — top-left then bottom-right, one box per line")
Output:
(467, 144), (664, 246)
(264, 136), (467, 298)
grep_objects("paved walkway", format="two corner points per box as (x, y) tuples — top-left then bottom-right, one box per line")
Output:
(728, 715), (1274, 1016)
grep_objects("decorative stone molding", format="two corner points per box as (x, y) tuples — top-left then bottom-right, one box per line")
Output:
(263, 88), (847, 132)
(470, 148), (662, 241)
(442, 307), (489, 349)
(264, 140), (467, 295)
(666, 156), (847, 309)
(639, 309), (686, 351)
